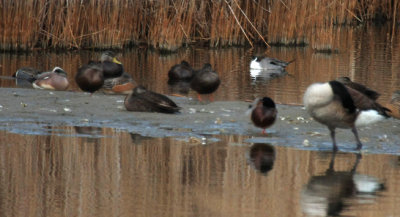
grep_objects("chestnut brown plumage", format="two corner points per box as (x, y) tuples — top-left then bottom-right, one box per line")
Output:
(249, 97), (277, 134)
(75, 62), (104, 93)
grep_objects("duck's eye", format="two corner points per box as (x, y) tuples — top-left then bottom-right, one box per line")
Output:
(248, 104), (252, 109)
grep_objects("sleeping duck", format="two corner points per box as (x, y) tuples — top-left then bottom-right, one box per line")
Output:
(168, 60), (195, 81)
(124, 86), (180, 114)
(190, 63), (220, 101)
(75, 62), (104, 94)
(303, 80), (390, 151)
(102, 72), (136, 94)
(32, 67), (69, 91)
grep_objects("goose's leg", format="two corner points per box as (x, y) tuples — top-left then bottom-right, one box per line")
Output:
(329, 127), (338, 152)
(351, 126), (363, 150)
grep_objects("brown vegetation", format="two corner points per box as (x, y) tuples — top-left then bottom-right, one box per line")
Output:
(0, 0), (399, 51)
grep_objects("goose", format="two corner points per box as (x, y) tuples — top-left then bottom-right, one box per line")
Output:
(32, 67), (69, 91)
(303, 80), (390, 151)
(124, 86), (181, 113)
(335, 76), (380, 100)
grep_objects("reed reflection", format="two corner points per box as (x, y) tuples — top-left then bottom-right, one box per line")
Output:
(246, 143), (275, 175)
(301, 153), (385, 217)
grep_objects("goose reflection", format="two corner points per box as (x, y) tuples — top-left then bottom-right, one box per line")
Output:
(246, 143), (275, 175)
(301, 153), (384, 217)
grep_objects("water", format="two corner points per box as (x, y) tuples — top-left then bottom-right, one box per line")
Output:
(0, 25), (400, 216)
(0, 130), (399, 217)
(1, 26), (399, 105)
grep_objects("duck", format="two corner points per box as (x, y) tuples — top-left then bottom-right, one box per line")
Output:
(99, 51), (124, 78)
(102, 72), (136, 94)
(385, 90), (400, 119)
(75, 62), (104, 94)
(303, 80), (390, 151)
(335, 76), (380, 100)
(124, 86), (181, 113)
(13, 67), (42, 82)
(32, 67), (69, 91)
(190, 63), (220, 101)
(250, 56), (294, 71)
(248, 97), (277, 134)
(168, 60), (195, 81)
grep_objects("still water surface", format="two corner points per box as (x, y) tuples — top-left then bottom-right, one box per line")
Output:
(0, 26), (399, 105)
(0, 129), (399, 217)
(0, 26), (399, 216)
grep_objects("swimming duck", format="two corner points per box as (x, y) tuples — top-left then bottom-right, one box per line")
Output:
(32, 67), (69, 91)
(190, 63), (220, 101)
(250, 56), (294, 71)
(385, 90), (400, 119)
(303, 80), (390, 151)
(248, 97), (277, 134)
(102, 72), (136, 94)
(75, 62), (104, 94)
(124, 86), (181, 113)
(335, 76), (380, 100)
(168, 60), (195, 81)
(100, 51), (124, 78)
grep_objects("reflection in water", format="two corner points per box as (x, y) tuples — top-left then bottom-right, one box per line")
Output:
(301, 153), (385, 216)
(74, 126), (103, 137)
(167, 79), (191, 95)
(246, 143), (275, 175)
(0, 130), (398, 217)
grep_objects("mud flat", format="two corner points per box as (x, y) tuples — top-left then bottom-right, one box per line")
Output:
(0, 88), (399, 154)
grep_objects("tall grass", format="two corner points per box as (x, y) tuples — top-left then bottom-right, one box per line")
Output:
(0, 0), (399, 51)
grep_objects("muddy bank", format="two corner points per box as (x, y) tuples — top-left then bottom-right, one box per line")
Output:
(0, 88), (399, 154)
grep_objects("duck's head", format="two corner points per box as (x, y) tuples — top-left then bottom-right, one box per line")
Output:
(52, 67), (67, 76)
(180, 60), (191, 67)
(261, 97), (276, 108)
(101, 51), (122, 64)
(133, 86), (147, 94)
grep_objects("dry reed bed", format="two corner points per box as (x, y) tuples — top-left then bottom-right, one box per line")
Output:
(0, 0), (399, 51)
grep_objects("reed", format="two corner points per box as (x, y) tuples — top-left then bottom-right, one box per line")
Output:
(0, 0), (399, 51)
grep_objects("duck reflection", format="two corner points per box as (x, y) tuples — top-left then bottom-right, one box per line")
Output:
(130, 133), (152, 144)
(167, 79), (191, 95)
(301, 153), (384, 217)
(246, 143), (275, 175)
(74, 126), (103, 137)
